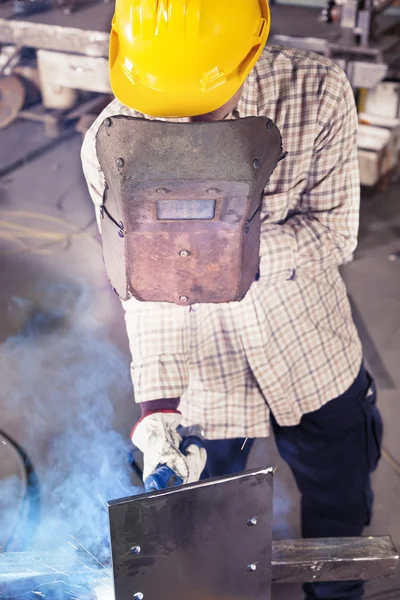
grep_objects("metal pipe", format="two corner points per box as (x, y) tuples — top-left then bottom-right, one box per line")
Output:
(272, 536), (399, 583)
(1, 536), (398, 586)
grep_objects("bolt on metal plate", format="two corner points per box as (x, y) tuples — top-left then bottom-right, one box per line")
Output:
(109, 468), (274, 600)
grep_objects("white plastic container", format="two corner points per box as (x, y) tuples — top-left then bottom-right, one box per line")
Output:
(358, 124), (392, 187)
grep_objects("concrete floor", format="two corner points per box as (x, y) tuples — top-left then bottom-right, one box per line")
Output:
(0, 123), (399, 599)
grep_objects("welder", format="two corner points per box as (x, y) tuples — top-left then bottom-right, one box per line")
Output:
(81, 1), (383, 599)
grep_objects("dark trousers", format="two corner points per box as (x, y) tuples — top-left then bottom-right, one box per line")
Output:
(201, 365), (383, 600)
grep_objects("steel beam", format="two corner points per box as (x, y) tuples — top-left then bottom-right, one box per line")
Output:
(272, 536), (399, 583)
(0, 0), (112, 56)
(0, 536), (398, 597)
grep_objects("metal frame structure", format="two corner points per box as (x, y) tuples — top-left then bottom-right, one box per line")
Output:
(0, 0), (399, 89)
(108, 469), (399, 600)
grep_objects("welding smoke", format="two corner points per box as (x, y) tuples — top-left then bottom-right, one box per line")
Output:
(0, 280), (298, 600)
(0, 282), (141, 564)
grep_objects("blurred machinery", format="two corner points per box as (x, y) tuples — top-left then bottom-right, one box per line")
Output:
(271, 0), (400, 89)
(0, 0), (400, 184)
(269, 0), (400, 188)
(0, 0), (112, 136)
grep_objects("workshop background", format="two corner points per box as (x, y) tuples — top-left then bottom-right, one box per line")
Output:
(1, 0), (400, 598)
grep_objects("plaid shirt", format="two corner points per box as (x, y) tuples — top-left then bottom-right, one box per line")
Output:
(81, 46), (363, 439)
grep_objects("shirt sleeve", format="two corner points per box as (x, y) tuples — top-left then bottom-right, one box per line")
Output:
(122, 297), (190, 403)
(80, 103), (190, 405)
(81, 118), (106, 232)
(80, 99), (143, 231)
(258, 74), (360, 284)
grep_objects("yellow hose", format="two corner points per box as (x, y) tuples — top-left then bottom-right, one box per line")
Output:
(0, 210), (99, 255)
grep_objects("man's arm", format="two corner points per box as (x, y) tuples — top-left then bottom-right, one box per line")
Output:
(81, 121), (106, 232)
(81, 119), (189, 408)
(258, 75), (360, 284)
(81, 120), (203, 485)
(122, 296), (190, 404)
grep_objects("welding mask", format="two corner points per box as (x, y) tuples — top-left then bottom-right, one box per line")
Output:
(96, 116), (282, 305)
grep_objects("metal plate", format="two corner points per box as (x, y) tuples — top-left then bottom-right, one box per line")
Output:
(108, 468), (274, 600)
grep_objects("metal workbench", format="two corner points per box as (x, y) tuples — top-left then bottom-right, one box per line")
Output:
(0, 2), (397, 51)
(1, 1), (399, 88)
(0, 3), (342, 58)
(0, 0), (112, 56)
(0, 3), (360, 58)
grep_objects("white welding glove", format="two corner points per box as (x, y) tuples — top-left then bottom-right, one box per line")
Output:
(131, 411), (207, 485)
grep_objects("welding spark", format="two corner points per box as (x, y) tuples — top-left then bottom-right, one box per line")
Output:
(65, 591), (92, 600)
(1, 440), (6, 445)
(241, 438), (248, 451)
(0, 580), (65, 599)
(33, 592), (45, 597)
(26, 569), (40, 575)
(65, 586), (82, 590)
(96, 490), (108, 512)
(33, 559), (70, 578)
(57, 546), (96, 573)
(69, 536), (112, 577)
(57, 546), (111, 584)
(67, 541), (78, 551)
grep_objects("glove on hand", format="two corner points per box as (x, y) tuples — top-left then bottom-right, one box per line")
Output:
(131, 411), (207, 486)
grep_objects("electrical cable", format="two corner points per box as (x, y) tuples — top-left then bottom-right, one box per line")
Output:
(381, 447), (400, 478)
(0, 430), (40, 552)
(0, 210), (99, 255)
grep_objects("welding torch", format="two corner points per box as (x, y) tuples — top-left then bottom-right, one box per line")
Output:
(142, 424), (206, 492)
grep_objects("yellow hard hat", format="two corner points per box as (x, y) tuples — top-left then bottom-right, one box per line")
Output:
(109, 0), (270, 118)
